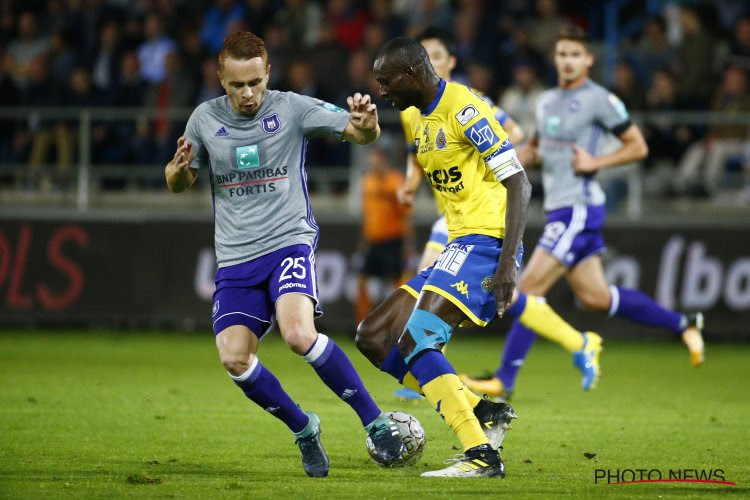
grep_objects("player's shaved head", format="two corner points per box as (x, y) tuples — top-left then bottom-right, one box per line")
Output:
(375, 37), (430, 74)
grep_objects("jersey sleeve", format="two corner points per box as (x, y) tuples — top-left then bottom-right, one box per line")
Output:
(288, 93), (351, 139)
(185, 106), (208, 169)
(455, 90), (523, 182)
(597, 89), (632, 136)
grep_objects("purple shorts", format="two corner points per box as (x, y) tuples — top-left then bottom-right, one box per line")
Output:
(537, 204), (606, 268)
(211, 244), (322, 337)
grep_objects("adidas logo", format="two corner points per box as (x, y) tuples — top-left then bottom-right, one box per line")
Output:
(214, 126), (229, 137)
(341, 388), (358, 400)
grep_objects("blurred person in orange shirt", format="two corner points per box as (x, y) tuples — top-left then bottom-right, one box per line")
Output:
(356, 146), (414, 323)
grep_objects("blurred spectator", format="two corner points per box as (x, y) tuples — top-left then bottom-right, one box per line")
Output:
(325, 0), (369, 51)
(724, 16), (750, 78)
(613, 60), (646, 110)
(7, 11), (50, 88)
(308, 23), (349, 103)
(195, 57), (224, 105)
(263, 23), (289, 89)
(361, 22), (387, 61)
(138, 13), (177, 84)
(466, 61), (493, 95)
(670, 66), (750, 197)
(499, 62), (543, 140)
(200, 0), (246, 55)
(28, 66), (103, 191)
(403, 0), (453, 32)
(355, 146), (413, 323)
(273, 0), (322, 49)
(631, 16), (674, 82)
(281, 57), (317, 97)
(673, 6), (716, 108)
(0, 48), (21, 170)
(90, 21), (122, 97)
(143, 51), (196, 165)
(642, 70), (693, 169)
(49, 28), (77, 87)
(368, 0), (406, 39)
(525, 0), (568, 57)
(243, 0), (276, 37)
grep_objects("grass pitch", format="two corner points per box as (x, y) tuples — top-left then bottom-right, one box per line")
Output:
(1, 331), (748, 499)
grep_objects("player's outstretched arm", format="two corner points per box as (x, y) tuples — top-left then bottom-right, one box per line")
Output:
(573, 123), (648, 174)
(494, 169), (531, 317)
(165, 136), (198, 193)
(343, 92), (381, 145)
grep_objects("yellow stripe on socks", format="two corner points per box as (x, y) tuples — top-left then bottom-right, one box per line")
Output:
(519, 295), (584, 353)
(422, 374), (488, 451)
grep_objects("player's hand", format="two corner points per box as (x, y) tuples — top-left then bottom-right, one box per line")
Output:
(397, 184), (415, 207)
(516, 144), (537, 167)
(493, 265), (517, 318)
(572, 145), (599, 174)
(347, 92), (378, 131)
(171, 136), (194, 172)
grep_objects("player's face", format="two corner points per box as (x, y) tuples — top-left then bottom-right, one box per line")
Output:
(219, 56), (270, 116)
(554, 40), (593, 87)
(420, 38), (456, 81)
(373, 58), (418, 111)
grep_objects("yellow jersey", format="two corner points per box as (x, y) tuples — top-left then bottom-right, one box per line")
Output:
(404, 80), (522, 241)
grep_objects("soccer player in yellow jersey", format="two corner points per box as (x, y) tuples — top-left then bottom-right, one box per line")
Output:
(356, 37), (602, 478)
(398, 27), (524, 272)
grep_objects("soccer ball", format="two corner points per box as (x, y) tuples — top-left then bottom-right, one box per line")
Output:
(366, 411), (426, 467)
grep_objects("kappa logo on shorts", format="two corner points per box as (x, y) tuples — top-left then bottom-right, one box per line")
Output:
(261, 113), (281, 134)
(212, 300), (220, 316)
(450, 281), (469, 298)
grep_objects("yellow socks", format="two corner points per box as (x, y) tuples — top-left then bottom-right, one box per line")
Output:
(519, 295), (584, 353)
(402, 370), (481, 409)
(422, 374), (488, 451)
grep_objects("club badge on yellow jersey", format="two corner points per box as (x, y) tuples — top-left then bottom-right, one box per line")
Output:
(406, 80), (523, 242)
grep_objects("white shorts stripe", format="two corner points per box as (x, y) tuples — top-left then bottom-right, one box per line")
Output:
(552, 205), (587, 262)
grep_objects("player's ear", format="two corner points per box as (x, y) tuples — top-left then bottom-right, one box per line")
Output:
(266, 63), (271, 81)
(217, 68), (225, 90)
(448, 55), (457, 73)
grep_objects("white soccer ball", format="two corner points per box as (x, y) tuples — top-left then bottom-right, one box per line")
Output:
(366, 411), (426, 467)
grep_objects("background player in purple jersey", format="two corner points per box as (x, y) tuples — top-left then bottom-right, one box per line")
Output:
(164, 31), (406, 477)
(461, 26), (705, 400)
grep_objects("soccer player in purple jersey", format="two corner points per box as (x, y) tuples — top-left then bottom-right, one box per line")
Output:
(461, 26), (705, 400)
(165, 31), (405, 477)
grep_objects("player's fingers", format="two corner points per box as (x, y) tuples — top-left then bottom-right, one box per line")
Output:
(366, 103), (377, 113)
(360, 93), (371, 106)
(347, 95), (354, 110)
(352, 92), (362, 108)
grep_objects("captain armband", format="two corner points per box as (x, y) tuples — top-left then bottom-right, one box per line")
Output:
(485, 148), (524, 182)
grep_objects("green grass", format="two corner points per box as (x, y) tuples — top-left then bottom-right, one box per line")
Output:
(1, 331), (748, 499)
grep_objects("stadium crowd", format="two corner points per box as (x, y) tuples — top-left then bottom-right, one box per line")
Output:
(1, 0), (749, 202)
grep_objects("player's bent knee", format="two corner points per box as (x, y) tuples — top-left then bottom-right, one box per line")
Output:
(220, 351), (256, 376)
(577, 292), (610, 312)
(355, 320), (381, 364)
(280, 328), (317, 355)
(401, 309), (453, 365)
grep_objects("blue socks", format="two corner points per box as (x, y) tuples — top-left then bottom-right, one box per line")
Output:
(609, 285), (684, 335)
(495, 320), (537, 390)
(303, 334), (382, 427)
(230, 358), (309, 433)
